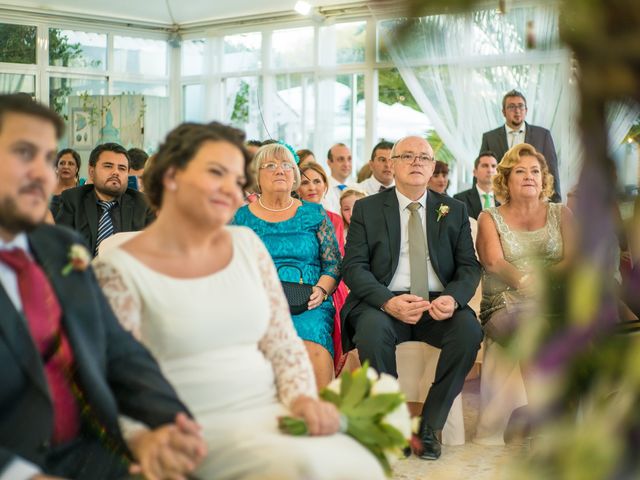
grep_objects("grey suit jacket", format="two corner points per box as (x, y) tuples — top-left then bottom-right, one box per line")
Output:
(480, 122), (561, 202)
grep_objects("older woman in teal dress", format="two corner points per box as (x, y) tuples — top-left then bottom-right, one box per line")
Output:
(233, 143), (340, 389)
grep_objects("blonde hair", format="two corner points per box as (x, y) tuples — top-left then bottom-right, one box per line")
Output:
(492, 143), (554, 203)
(340, 188), (366, 204)
(250, 143), (301, 193)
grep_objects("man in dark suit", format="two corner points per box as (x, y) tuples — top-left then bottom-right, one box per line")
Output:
(55, 143), (154, 256)
(480, 89), (561, 201)
(342, 136), (482, 461)
(453, 151), (499, 220)
(0, 94), (206, 479)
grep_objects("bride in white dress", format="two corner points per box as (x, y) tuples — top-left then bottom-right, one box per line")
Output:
(93, 122), (384, 480)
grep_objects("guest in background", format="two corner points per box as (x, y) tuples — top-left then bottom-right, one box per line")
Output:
(127, 147), (148, 192)
(245, 139), (263, 158)
(340, 188), (366, 243)
(50, 148), (81, 216)
(95, 123), (383, 479)
(233, 143), (341, 389)
(356, 141), (394, 195)
(480, 89), (561, 201)
(297, 161), (349, 373)
(454, 151), (499, 220)
(297, 149), (316, 167)
(427, 160), (450, 194)
(55, 143), (154, 256)
(322, 143), (353, 214)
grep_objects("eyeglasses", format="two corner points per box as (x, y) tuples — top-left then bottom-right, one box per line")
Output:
(260, 162), (295, 171)
(391, 153), (434, 164)
(505, 104), (526, 111)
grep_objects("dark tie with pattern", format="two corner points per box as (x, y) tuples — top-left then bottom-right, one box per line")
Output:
(95, 200), (117, 255)
(407, 202), (429, 299)
(0, 248), (80, 444)
(379, 185), (387, 193)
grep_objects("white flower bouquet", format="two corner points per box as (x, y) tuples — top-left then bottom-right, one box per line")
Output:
(278, 362), (411, 476)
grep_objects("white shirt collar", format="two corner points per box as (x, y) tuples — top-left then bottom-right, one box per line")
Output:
(505, 123), (525, 135)
(367, 175), (394, 189)
(329, 176), (346, 188)
(0, 232), (30, 253)
(395, 189), (427, 211)
(475, 184), (493, 197)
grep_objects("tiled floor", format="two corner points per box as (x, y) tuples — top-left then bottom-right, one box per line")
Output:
(391, 378), (527, 480)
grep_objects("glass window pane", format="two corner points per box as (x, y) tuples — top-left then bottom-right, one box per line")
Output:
(183, 84), (205, 122)
(223, 33), (261, 72)
(0, 23), (36, 64)
(49, 76), (108, 122)
(182, 39), (206, 76)
(272, 74), (315, 149)
(0, 73), (36, 95)
(319, 21), (366, 65)
(224, 76), (264, 140)
(317, 74), (365, 179)
(376, 68), (429, 141)
(112, 82), (168, 96)
(114, 36), (167, 76)
(271, 27), (313, 69)
(49, 29), (106, 70)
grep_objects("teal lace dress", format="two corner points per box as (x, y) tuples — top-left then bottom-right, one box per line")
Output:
(232, 201), (341, 356)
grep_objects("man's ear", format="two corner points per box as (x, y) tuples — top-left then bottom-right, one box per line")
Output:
(88, 166), (95, 181)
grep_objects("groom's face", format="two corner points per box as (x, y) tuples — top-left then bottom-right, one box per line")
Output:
(0, 112), (57, 238)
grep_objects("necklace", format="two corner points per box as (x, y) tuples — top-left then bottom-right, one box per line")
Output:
(258, 196), (294, 212)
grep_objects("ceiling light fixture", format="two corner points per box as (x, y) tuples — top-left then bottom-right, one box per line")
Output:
(294, 1), (312, 16)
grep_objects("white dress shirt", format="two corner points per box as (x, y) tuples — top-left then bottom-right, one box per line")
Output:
(0, 233), (41, 479)
(322, 176), (353, 214)
(356, 176), (394, 196)
(0, 232), (31, 312)
(388, 190), (444, 294)
(506, 124), (525, 149)
(475, 184), (496, 209)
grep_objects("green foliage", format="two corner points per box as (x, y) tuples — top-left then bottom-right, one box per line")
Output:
(230, 80), (250, 125)
(426, 130), (456, 164)
(0, 24), (36, 64)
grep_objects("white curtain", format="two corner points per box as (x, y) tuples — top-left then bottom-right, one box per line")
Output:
(374, 3), (639, 194)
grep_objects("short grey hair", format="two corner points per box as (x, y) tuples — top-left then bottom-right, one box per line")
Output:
(250, 143), (301, 193)
(390, 136), (431, 159)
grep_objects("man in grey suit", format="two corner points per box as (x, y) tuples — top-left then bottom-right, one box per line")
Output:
(480, 89), (561, 201)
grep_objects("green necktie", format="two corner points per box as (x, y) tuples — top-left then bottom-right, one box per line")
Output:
(482, 193), (491, 209)
(407, 202), (429, 299)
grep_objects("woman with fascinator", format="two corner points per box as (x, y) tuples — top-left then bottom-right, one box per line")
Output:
(233, 142), (340, 390)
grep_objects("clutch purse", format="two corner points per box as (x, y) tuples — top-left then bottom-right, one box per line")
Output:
(278, 264), (313, 315)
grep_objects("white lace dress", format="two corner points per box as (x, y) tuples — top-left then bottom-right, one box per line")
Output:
(94, 226), (384, 480)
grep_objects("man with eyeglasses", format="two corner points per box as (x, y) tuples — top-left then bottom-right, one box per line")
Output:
(356, 140), (395, 195)
(479, 89), (561, 201)
(342, 136), (482, 461)
(322, 143), (354, 214)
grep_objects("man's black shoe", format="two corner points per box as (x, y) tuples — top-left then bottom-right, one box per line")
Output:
(418, 425), (441, 460)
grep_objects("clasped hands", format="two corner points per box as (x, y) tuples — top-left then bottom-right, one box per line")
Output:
(383, 294), (457, 324)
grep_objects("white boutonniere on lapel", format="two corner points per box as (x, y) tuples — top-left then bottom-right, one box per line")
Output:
(61, 244), (91, 276)
(436, 204), (450, 222)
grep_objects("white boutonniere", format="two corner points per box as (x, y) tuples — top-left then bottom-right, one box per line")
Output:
(61, 244), (91, 276)
(436, 204), (450, 222)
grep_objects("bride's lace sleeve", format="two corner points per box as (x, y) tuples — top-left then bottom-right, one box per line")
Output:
(93, 257), (143, 340)
(251, 231), (318, 406)
(317, 213), (341, 280)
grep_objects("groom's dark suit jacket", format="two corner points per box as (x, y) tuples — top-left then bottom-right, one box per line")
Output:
(341, 188), (480, 351)
(480, 121), (561, 201)
(0, 224), (188, 475)
(55, 184), (154, 254)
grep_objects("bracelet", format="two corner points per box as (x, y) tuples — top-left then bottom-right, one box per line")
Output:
(315, 285), (329, 301)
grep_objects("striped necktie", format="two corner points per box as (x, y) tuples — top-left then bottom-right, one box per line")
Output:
(95, 200), (117, 255)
